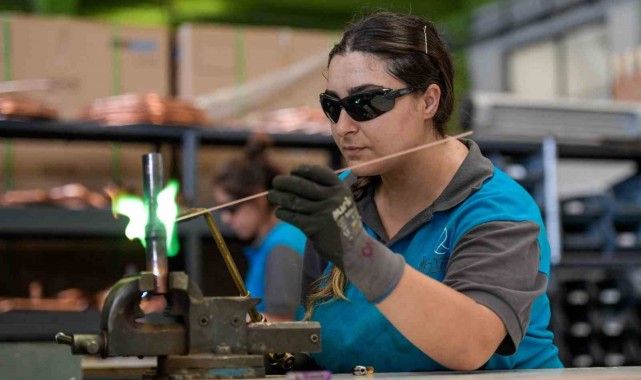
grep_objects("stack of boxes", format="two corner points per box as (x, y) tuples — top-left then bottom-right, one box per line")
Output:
(0, 15), (170, 119)
(0, 14), (170, 192)
(177, 24), (332, 118)
(0, 13), (334, 195)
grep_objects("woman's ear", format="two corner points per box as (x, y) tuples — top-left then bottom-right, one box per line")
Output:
(421, 84), (441, 121)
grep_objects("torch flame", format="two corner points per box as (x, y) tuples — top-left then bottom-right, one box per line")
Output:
(110, 181), (180, 256)
(157, 179), (180, 257)
(112, 194), (147, 247)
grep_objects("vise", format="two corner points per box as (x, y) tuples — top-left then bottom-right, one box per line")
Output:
(55, 153), (321, 379)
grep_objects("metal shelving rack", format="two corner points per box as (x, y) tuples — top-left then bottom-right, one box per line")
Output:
(0, 119), (341, 288)
(555, 140), (641, 265)
(6, 119), (641, 356)
(0, 119), (564, 343)
(550, 141), (641, 367)
(4, 118), (641, 283)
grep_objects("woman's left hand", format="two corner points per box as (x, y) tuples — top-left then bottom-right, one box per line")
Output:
(268, 165), (405, 303)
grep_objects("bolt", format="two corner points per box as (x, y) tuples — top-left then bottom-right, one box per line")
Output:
(310, 334), (319, 343)
(55, 333), (72, 345)
(199, 317), (209, 326)
(84, 341), (100, 355)
(231, 316), (241, 327)
(216, 344), (232, 354)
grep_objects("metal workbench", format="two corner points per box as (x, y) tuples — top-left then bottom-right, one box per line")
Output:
(80, 359), (641, 380)
(330, 367), (640, 379)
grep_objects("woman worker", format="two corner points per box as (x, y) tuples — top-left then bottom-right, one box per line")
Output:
(213, 137), (306, 321)
(268, 11), (562, 372)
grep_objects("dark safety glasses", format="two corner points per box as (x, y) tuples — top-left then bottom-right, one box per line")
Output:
(319, 87), (418, 123)
(223, 204), (241, 214)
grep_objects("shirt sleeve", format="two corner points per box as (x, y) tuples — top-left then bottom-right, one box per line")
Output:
(443, 220), (547, 356)
(300, 242), (329, 306)
(264, 245), (303, 317)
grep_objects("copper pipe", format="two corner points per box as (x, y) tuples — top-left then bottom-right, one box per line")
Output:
(143, 153), (168, 294)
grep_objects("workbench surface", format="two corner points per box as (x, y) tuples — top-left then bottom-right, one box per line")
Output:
(328, 367), (641, 379)
(81, 358), (641, 380)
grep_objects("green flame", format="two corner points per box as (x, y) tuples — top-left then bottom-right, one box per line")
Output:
(157, 179), (180, 257)
(112, 180), (180, 257)
(112, 194), (147, 247)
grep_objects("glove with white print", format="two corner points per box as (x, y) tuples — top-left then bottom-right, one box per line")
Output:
(267, 165), (405, 303)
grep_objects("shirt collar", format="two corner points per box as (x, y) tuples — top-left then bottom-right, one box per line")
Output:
(354, 139), (494, 243)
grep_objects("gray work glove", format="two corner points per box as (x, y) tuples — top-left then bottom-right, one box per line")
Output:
(267, 165), (405, 303)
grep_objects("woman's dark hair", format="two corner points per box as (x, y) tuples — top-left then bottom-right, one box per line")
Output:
(213, 134), (281, 206)
(329, 11), (454, 135)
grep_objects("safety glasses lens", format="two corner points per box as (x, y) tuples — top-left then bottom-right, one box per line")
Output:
(345, 91), (393, 121)
(320, 96), (342, 124)
(320, 88), (413, 123)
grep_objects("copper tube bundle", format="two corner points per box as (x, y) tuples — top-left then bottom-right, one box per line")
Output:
(82, 93), (209, 126)
(0, 283), (91, 313)
(0, 95), (58, 120)
(1, 183), (109, 209)
(225, 106), (330, 134)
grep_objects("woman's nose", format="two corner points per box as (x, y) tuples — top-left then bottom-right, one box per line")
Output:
(332, 110), (359, 137)
(220, 211), (232, 224)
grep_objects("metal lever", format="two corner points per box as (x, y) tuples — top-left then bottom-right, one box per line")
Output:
(55, 332), (72, 345)
(55, 332), (104, 355)
(202, 211), (263, 323)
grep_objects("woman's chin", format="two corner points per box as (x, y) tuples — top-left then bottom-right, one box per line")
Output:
(235, 230), (253, 241)
(350, 165), (380, 177)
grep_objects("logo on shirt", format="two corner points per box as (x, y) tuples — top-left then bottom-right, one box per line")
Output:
(434, 228), (449, 255)
(418, 256), (447, 274)
(418, 227), (450, 276)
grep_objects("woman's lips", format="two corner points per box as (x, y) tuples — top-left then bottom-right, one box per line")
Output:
(342, 146), (365, 157)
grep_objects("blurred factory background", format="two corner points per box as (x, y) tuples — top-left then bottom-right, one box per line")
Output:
(1, 0), (641, 377)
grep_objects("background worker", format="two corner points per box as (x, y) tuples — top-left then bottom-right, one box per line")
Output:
(213, 136), (306, 321)
(268, 11), (562, 372)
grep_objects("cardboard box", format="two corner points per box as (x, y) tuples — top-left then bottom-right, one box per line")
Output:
(256, 28), (332, 112)
(177, 23), (335, 119)
(0, 14), (170, 119)
(4, 15), (113, 119)
(2, 141), (157, 195)
(0, 14), (170, 193)
(177, 24), (237, 101)
(242, 27), (289, 80)
(117, 24), (170, 97)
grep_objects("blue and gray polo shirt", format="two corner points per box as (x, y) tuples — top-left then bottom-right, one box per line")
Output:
(300, 139), (562, 372)
(245, 221), (306, 315)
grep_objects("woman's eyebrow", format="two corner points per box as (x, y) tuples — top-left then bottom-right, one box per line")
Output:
(325, 84), (384, 98)
(348, 84), (383, 95)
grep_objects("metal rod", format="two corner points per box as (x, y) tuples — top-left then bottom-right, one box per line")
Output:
(201, 210), (264, 323)
(202, 210), (293, 369)
(176, 131), (473, 222)
(143, 153), (168, 294)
